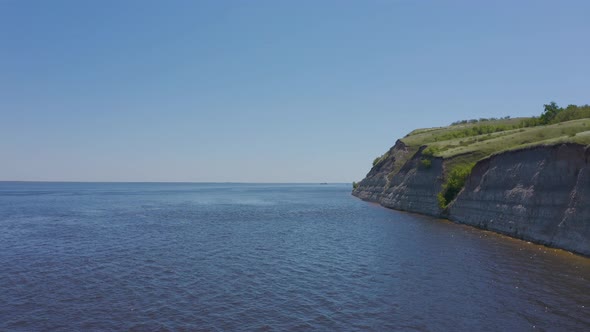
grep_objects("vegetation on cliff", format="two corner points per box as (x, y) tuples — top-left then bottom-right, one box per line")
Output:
(356, 103), (590, 208)
(437, 163), (475, 208)
(400, 103), (590, 168)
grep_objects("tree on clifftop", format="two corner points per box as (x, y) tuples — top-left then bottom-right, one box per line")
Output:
(540, 101), (561, 124)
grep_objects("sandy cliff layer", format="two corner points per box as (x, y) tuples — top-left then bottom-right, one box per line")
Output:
(353, 143), (590, 256)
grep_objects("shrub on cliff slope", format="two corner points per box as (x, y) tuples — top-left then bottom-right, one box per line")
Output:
(422, 146), (440, 157)
(420, 146), (440, 169)
(373, 152), (389, 166)
(437, 163), (475, 209)
(420, 158), (432, 169)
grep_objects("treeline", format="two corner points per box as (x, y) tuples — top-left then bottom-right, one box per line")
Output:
(515, 103), (590, 127)
(537, 102), (590, 125)
(433, 123), (517, 142)
(451, 116), (511, 126)
(445, 103), (590, 139)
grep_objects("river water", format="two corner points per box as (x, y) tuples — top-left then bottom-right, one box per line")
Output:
(0, 182), (588, 331)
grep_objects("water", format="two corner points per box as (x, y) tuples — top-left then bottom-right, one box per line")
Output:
(0, 182), (588, 331)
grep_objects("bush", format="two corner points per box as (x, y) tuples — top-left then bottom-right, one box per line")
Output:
(437, 192), (447, 209)
(352, 181), (359, 189)
(420, 158), (432, 169)
(373, 152), (388, 166)
(422, 146), (441, 157)
(438, 163), (475, 208)
(373, 157), (380, 166)
(421, 146), (440, 169)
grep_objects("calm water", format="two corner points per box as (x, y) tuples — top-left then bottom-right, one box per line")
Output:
(0, 182), (589, 331)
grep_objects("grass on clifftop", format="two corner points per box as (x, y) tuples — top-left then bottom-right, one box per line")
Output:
(400, 104), (590, 171)
(407, 118), (590, 172)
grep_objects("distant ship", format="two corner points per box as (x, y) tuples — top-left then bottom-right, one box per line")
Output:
(319, 182), (328, 185)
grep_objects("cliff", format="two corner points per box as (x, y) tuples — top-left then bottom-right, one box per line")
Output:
(379, 147), (443, 217)
(353, 115), (590, 256)
(448, 144), (590, 256)
(352, 140), (413, 202)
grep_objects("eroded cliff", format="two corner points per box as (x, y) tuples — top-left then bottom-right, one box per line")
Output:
(353, 137), (590, 256)
(379, 147), (444, 217)
(448, 144), (590, 256)
(352, 140), (412, 202)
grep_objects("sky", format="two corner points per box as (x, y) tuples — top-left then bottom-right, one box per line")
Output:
(1, 0), (589, 182)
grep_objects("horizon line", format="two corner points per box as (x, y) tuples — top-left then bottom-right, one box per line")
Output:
(0, 180), (351, 184)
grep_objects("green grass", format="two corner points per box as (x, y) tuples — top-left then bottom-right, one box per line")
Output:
(401, 118), (529, 148)
(437, 118), (590, 159)
(399, 118), (590, 170)
(388, 118), (535, 177)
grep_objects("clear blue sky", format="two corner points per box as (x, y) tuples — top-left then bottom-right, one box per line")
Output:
(1, 0), (589, 182)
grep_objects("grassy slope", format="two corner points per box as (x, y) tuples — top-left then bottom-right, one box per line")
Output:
(398, 118), (590, 173)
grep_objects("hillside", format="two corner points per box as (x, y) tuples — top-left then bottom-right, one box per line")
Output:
(353, 104), (590, 256)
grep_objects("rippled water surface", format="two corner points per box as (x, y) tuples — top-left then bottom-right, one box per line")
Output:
(1, 182), (589, 331)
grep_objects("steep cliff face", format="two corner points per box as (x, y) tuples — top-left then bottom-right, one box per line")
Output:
(352, 140), (411, 202)
(379, 148), (444, 217)
(353, 141), (590, 256)
(448, 144), (590, 256)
